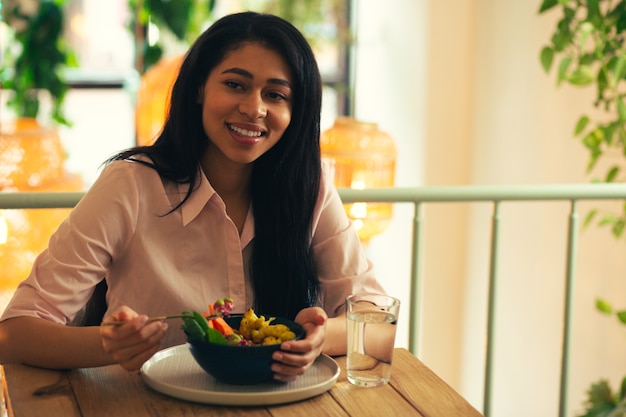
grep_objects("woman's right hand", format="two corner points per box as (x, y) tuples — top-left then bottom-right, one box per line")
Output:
(99, 306), (168, 371)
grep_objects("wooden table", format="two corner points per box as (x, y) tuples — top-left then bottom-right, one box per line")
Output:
(1, 348), (483, 417)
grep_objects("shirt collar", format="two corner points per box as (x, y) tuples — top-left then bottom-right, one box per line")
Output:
(178, 167), (216, 226)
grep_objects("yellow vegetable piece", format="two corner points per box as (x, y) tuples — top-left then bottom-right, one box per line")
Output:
(238, 308), (296, 345)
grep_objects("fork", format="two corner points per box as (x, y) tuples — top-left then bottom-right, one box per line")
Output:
(101, 312), (222, 326)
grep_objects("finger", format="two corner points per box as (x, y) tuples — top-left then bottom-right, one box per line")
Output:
(273, 346), (318, 367)
(271, 358), (312, 381)
(282, 325), (325, 354)
(101, 315), (150, 344)
(103, 306), (140, 324)
(118, 337), (164, 371)
(109, 335), (165, 370)
(103, 321), (167, 361)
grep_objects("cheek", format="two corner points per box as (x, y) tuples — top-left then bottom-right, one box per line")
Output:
(273, 108), (293, 132)
(201, 99), (227, 127)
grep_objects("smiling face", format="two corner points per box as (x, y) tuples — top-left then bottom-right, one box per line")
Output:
(199, 42), (294, 169)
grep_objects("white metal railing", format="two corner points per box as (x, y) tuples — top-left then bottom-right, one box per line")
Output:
(2, 183), (626, 417)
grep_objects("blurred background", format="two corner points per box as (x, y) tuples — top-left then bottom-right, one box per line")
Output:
(1, 1), (626, 416)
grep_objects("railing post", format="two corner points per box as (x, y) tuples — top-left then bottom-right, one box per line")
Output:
(484, 201), (501, 417)
(408, 201), (424, 356)
(559, 200), (578, 417)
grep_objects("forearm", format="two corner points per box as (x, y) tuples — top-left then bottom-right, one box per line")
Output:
(0, 317), (114, 369)
(322, 314), (347, 356)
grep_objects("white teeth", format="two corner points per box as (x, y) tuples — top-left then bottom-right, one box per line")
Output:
(228, 124), (262, 137)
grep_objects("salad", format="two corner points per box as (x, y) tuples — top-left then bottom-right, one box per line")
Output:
(181, 297), (297, 346)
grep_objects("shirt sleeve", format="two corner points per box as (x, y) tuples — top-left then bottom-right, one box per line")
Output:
(312, 163), (386, 318)
(0, 161), (143, 324)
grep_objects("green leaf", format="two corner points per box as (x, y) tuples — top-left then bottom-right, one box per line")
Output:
(538, 0), (558, 13)
(599, 214), (617, 226)
(596, 298), (613, 315)
(606, 166), (620, 182)
(587, 0), (602, 21)
(612, 219), (625, 238)
(583, 208), (598, 229)
(578, 21), (594, 52)
(585, 379), (617, 410)
(602, 123), (618, 145)
(580, 53), (597, 66)
(553, 17), (574, 51)
(620, 376), (626, 402)
(587, 148), (602, 172)
(614, 56), (626, 84)
(557, 56), (573, 85)
(582, 128), (604, 150)
(614, 1), (626, 32)
(540, 46), (554, 72)
(596, 69), (610, 103)
(575, 115), (590, 135)
(568, 66), (595, 86)
(618, 98), (626, 122)
(146, 0), (194, 40)
(617, 311), (626, 325)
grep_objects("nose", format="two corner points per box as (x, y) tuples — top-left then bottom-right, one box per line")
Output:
(238, 93), (267, 119)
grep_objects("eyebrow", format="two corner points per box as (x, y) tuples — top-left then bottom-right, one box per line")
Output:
(221, 67), (292, 89)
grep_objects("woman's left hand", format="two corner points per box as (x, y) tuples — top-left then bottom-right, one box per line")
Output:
(271, 306), (327, 382)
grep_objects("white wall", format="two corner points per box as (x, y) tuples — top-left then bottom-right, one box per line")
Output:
(351, 0), (427, 351)
(353, 1), (626, 417)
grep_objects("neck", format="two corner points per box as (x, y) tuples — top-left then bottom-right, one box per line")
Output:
(201, 150), (252, 235)
(201, 151), (251, 199)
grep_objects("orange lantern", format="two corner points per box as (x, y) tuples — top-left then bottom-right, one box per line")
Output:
(0, 118), (83, 291)
(0, 118), (65, 189)
(134, 55), (184, 146)
(320, 117), (397, 243)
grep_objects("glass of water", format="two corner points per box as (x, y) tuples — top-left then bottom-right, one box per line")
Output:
(345, 293), (400, 387)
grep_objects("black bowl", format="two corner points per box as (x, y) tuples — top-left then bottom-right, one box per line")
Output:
(187, 314), (305, 385)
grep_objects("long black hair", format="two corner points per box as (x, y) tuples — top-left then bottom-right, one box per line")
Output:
(109, 12), (323, 319)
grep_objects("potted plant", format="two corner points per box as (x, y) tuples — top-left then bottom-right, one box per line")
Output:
(0, 0), (82, 290)
(538, 1), (626, 415)
(1, 0), (75, 125)
(538, 0), (626, 238)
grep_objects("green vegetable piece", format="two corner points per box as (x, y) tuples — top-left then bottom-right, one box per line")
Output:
(206, 327), (230, 345)
(182, 316), (206, 341)
(192, 311), (210, 333)
(181, 309), (232, 345)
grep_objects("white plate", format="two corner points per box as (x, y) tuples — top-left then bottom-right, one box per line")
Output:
(141, 344), (340, 406)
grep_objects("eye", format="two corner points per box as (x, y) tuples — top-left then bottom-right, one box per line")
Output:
(224, 80), (243, 90)
(267, 91), (288, 101)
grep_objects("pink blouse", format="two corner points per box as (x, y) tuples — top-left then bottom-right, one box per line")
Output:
(1, 159), (384, 347)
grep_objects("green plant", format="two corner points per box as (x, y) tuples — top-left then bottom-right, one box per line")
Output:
(0, 0), (76, 125)
(128, 0), (215, 73)
(570, 299), (626, 417)
(597, 298), (626, 323)
(577, 377), (626, 417)
(539, 2), (626, 415)
(129, 0), (345, 74)
(538, 0), (626, 238)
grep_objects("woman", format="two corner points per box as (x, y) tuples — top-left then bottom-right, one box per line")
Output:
(0, 12), (384, 381)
